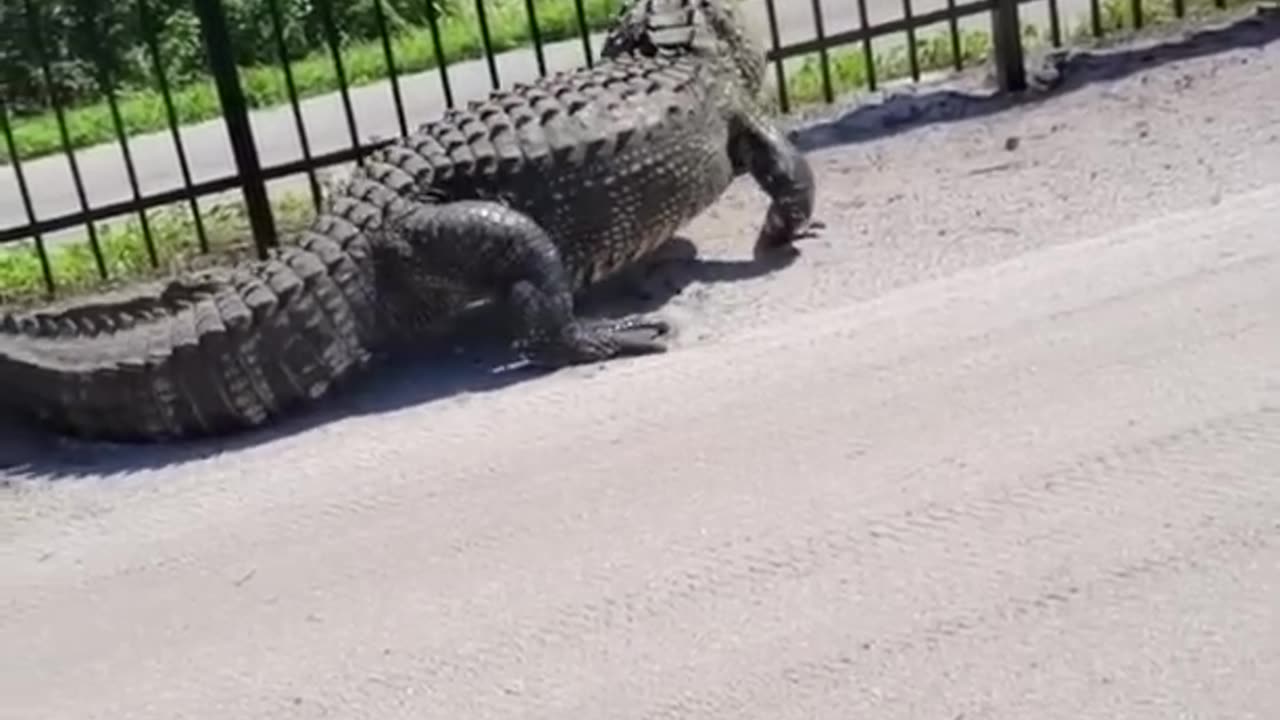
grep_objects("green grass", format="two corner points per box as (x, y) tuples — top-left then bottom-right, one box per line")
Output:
(778, 0), (1251, 108)
(1, 0), (624, 165)
(0, 193), (319, 307)
(780, 28), (996, 108)
(0, 0), (1258, 306)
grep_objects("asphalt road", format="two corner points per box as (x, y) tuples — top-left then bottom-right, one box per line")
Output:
(2, 15), (1278, 718)
(0, 0), (1086, 238)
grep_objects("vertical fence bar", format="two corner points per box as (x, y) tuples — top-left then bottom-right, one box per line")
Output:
(22, 0), (108, 280)
(1046, 0), (1063, 45)
(81, 0), (159, 269)
(473, 0), (502, 90)
(373, 0), (411, 138)
(762, 0), (790, 113)
(1131, 0), (1144, 28)
(901, 0), (921, 82)
(945, 0), (964, 70)
(265, 0), (323, 211)
(424, 0), (456, 108)
(522, 0), (550, 77)
(192, 0), (277, 258)
(1090, 0), (1104, 36)
(140, 0), (210, 254)
(572, 0), (595, 68)
(807, 0), (835, 104)
(855, 0), (879, 91)
(1173, 0), (1186, 18)
(316, 0), (367, 164)
(0, 100), (56, 295)
(990, 0), (1027, 92)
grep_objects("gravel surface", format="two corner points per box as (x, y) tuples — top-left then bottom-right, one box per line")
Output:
(2, 10), (1278, 720)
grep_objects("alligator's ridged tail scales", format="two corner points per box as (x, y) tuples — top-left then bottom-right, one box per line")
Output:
(1, 1), (822, 443)
(0, 213), (387, 442)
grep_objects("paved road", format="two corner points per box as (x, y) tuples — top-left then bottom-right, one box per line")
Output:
(2, 19), (1278, 718)
(0, 0), (1086, 238)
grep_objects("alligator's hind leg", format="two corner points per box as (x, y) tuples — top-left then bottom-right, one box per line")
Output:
(388, 200), (670, 368)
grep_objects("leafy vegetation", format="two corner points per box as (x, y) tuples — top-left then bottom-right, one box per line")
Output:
(1, 0), (624, 163)
(1, 0), (456, 111)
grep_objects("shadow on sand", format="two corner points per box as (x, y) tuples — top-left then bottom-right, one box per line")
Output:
(0, 238), (797, 482)
(3, 8), (1276, 483)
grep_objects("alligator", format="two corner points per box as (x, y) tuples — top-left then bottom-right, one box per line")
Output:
(0, 0), (821, 443)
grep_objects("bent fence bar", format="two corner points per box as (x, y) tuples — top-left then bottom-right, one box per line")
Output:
(0, 0), (1231, 298)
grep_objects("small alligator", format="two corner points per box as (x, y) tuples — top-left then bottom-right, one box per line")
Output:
(0, 0), (820, 443)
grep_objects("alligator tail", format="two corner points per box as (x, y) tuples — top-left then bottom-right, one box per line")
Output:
(0, 220), (383, 442)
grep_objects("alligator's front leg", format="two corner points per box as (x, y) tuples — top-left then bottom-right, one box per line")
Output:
(388, 200), (670, 368)
(730, 111), (824, 258)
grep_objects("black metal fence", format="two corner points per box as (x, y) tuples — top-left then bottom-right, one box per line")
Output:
(0, 0), (1233, 298)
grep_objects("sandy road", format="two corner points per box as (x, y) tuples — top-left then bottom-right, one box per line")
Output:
(3, 13), (1280, 720)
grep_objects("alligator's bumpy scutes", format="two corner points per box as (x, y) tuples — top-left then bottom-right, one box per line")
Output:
(0, 0), (821, 443)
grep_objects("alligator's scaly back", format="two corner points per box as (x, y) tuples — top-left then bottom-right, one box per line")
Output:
(1, 0), (820, 444)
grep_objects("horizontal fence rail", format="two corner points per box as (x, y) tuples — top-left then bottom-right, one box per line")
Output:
(0, 0), (1242, 300)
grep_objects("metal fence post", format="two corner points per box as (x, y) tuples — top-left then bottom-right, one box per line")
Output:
(192, 0), (277, 258)
(990, 0), (1027, 92)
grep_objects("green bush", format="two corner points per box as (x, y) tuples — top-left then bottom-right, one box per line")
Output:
(0, 0), (459, 113)
(1, 0), (624, 163)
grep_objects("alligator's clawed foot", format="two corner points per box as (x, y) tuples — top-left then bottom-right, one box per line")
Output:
(790, 217), (827, 240)
(753, 221), (825, 267)
(521, 315), (672, 369)
(756, 215), (826, 252)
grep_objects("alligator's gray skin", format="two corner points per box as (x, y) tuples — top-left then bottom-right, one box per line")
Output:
(0, 0), (820, 443)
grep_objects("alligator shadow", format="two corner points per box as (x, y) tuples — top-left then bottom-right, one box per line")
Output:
(786, 6), (1279, 153)
(12, 10), (1272, 483)
(0, 237), (791, 484)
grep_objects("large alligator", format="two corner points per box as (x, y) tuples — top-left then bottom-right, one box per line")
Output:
(0, 0), (820, 443)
